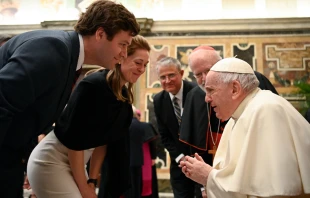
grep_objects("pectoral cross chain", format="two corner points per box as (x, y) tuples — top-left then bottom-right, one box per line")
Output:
(208, 145), (217, 161)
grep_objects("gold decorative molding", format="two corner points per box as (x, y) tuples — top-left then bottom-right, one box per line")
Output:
(1, 17), (310, 36)
(0, 24), (42, 34)
(150, 17), (310, 34)
(0, 18), (154, 35)
(41, 20), (76, 30)
(136, 18), (154, 35)
(39, 18), (154, 34)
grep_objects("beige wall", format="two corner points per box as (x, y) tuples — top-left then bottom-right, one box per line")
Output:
(135, 34), (310, 120)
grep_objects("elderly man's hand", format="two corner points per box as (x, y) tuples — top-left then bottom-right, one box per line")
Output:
(179, 153), (213, 185)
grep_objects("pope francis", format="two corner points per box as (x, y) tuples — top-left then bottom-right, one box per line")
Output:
(180, 57), (310, 198)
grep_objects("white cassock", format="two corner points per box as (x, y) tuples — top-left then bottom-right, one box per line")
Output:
(207, 88), (310, 198)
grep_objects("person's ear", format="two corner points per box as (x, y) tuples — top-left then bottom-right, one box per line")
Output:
(231, 80), (242, 99)
(95, 27), (107, 40)
(179, 69), (184, 77)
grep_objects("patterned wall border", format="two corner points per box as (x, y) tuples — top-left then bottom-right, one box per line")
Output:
(265, 44), (310, 71)
(146, 45), (170, 88)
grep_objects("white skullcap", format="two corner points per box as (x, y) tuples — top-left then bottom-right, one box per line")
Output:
(210, 57), (254, 74)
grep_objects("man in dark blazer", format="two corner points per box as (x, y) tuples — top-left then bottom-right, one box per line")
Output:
(0, 1), (140, 197)
(153, 57), (197, 198)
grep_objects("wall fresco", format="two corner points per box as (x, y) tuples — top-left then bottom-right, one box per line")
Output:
(263, 43), (310, 87)
(147, 45), (169, 88)
(176, 45), (224, 82)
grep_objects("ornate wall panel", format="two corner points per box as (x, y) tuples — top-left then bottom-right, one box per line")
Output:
(232, 43), (256, 70)
(263, 43), (310, 87)
(147, 45), (169, 88)
(175, 45), (225, 82)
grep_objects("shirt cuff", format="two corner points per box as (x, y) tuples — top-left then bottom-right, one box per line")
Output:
(175, 153), (185, 163)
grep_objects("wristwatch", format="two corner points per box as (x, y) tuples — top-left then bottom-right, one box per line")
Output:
(87, 178), (98, 186)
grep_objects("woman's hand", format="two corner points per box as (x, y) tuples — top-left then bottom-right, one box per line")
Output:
(68, 150), (92, 197)
(87, 182), (96, 191)
(80, 185), (97, 198)
(89, 145), (107, 180)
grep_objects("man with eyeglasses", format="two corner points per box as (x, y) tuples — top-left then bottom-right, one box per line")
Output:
(153, 57), (197, 198)
(180, 46), (278, 197)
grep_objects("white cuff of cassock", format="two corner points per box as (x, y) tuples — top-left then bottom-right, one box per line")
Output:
(175, 153), (185, 163)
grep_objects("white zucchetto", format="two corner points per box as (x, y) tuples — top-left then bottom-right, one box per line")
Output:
(211, 57), (255, 74)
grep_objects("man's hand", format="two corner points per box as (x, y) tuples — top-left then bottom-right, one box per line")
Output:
(179, 153), (213, 185)
(179, 156), (186, 163)
(23, 175), (31, 190)
(201, 189), (207, 198)
(152, 159), (156, 166)
(38, 134), (46, 142)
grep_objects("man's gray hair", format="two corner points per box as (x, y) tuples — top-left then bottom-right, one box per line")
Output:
(156, 57), (182, 74)
(218, 72), (259, 93)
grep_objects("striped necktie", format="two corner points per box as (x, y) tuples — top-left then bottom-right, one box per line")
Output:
(173, 96), (181, 126)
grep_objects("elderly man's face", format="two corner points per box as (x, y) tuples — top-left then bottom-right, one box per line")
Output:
(191, 58), (212, 87)
(158, 65), (184, 95)
(189, 50), (219, 91)
(204, 71), (233, 120)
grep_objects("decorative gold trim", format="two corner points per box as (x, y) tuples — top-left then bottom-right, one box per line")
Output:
(2, 17), (310, 35)
(151, 18), (310, 33)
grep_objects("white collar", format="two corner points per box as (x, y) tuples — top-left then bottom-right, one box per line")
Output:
(232, 88), (260, 120)
(76, 34), (84, 71)
(169, 81), (184, 101)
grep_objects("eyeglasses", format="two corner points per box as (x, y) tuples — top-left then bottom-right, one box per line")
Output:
(159, 73), (178, 81)
(193, 68), (210, 79)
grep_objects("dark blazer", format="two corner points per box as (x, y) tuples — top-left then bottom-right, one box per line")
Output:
(141, 122), (159, 160)
(128, 120), (159, 167)
(153, 80), (196, 160)
(125, 120), (159, 198)
(129, 118), (145, 166)
(0, 30), (79, 162)
(254, 71), (279, 95)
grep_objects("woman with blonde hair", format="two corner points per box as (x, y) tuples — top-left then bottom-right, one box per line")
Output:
(27, 35), (151, 198)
